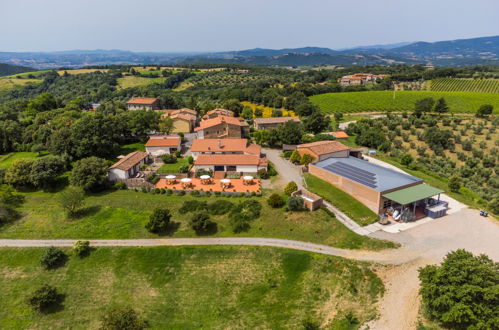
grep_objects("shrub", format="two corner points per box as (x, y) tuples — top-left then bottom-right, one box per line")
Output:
(187, 156), (194, 165)
(145, 173), (159, 184)
(419, 249), (498, 329)
(289, 150), (302, 164)
(179, 165), (189, 173)
(400, 154), (413, 166)
(448, 176), (461, 193)
(488, 198), (499, 214)
(257, 168), (269, 179)
(282, 150), (293, 159)
(190, 190), (200, 197)
(286, 196), (304, 211)
(176, 190), (185, 196)
(174, 150), (181, 158)
(100, 308), (147, 330)
(300, 153), (314, 165)
(229, 214), (250, 233)
(284, 181), (298, 195)
(207, 200), (234, 215)
(40, 247), (67, 269)
(59, 186), (86, 217)
(189, 213), (214, 234)
(267, 193), (285, 208)
(145, 208), (171, 233)
(28, 284), (61, 312)
(113, 182), (127, 190)
(166, 189), (173, 195)
(179, 200), (207, 214)
(161, 154), (177, 164)
(73, 240), (90, 257)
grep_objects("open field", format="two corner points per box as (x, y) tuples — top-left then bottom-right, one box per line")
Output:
(241, 101), (296, 118)
(428, 78), (499, 93)
(3, 70), (49, 78)
(0, 246), (383, 329)
(0, 78), (41, 90)
(0, 189), (395, 250)
(0, 152), (47, 169)
(310, 91), (499, 113)
(117, 76), (167, 89)
(56, 69), (109, 75)
(304, 174), (379, 226)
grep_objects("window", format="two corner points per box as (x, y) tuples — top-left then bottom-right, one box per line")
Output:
(383, 200), (392, 209)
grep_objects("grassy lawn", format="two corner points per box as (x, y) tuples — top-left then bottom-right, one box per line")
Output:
(0, 152), (48, 169)
(157, 157), (190, 174)
(0, 189), (395, 250)
(0, 246), (383, 329)
(304, 174), (379, 226)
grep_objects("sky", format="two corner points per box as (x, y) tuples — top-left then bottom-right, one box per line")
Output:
(1, 0), (499, 52)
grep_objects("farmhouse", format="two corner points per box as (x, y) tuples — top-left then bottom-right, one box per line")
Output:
(108, 151), (151, 181)
(161, 108), (197, 133)
(126, 97), (160, 110)
(145, 135), (181, 157)
(192, 138), (267, 172)
(203, 108), (234, 120)
(309, 156), (445, 220)
(195, 116), (249, 139)
(253, 117), (301, 130)
(297, 141), (351, 162)
(339, 73), (386, 86)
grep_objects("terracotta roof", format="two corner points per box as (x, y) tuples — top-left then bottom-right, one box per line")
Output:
(330, 131), (349, 138)
(258, 157), (269, 166)
(195, 154), (261, 166)
(171, 113), (196, 122)
(253, 117), (301, 124)
(298, 141), (350, 156)
(191, 139), (248, 152)
(126, 97), (158, 105)
(206, 108), (234, 116)
(244, 143), (261, 156)
(110, 151), (149, 171)
(145, 136), (181, 147)
(195, 116), (245, 131)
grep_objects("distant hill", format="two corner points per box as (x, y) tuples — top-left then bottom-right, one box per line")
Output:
(0, 35), (497, 68)
(0, 63), (35, 77)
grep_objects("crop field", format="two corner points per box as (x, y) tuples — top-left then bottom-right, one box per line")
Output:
(0, 78), (41, 90)
(181, 71), (292, 89)
(310, 91), (499, 113)
(428, 78), (499, 93)
(240, 101), (296, 117)
(0, 246), (383, 329)
(4, 70), (49, 78)
(117, 76), (167, 89)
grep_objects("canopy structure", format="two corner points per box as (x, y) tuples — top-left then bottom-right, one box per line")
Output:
(220, 179), (231, 183)
(199, 175), (211, 179)
(382, 184), (443, 205)
(180, 178), (192, 183)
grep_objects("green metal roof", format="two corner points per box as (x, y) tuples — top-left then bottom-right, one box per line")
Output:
(382, 184), (444, 205)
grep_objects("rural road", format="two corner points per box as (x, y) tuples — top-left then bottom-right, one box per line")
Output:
(0, 237), (418, 265)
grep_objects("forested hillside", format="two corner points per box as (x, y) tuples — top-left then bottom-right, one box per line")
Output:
(0, 63), (35, 77)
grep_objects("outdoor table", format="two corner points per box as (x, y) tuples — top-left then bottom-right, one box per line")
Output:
(200, 175), (211, 185)
(165, 175), (176, 185)
(242, 175), (254, 185)
(180, 178), (192, 189)
(220, 178), (231, 188)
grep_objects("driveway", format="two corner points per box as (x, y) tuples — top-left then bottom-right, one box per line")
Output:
(262, 148), (304, 189)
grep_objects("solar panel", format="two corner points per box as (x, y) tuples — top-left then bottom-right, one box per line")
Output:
(324, 162), (378, 189)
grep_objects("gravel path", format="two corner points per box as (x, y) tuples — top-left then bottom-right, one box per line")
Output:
(262, 147), (304, 189)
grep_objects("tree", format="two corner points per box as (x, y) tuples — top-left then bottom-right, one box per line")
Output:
(300, 153), (314, 165)
(123, 110), (159, 138)
(59, 186), (85, 217)
(158, 116), (174, 135)
(161, 154), (176, 164)
(267, 193), (285, 208)
(414, 97), (435, 118)
(334, 112), (343, 123)
(448, 175), (461, 193)
(424, 127), (453, 151)
(355, 128), (387, 149)
(254, 108), (263, 117)
(419, 249), (499, 329)
(284, 181), (298, 195)
(145, 208), (171, 233)
(25, 93), (58, 116)
(289, 150), (302, 164)
(433, 97), (449, 114)
(223, 99), (243, 116)
(229, 214), (250, 233)
(476, 104), (493, 118)
(28, 284), (61, 312)
(4, 159), (33, 188)
(241, 106), (253, 120)
(253, 130), (269, 145)
(100, 308), (148, 330)
(278, 120), (302, 145)
(189, 213), (214, 234)
(400, 154), (413, 166)
(73, 240), (91, 257)
(286, 196), (304, 211)
(488, 198), (499, 214)
(271, 109), (282, 117)
(69, 157), (108, 192)
(40, 247), (67, 269)
(303, 110), (329, 134)
(30, 156), (66, 189)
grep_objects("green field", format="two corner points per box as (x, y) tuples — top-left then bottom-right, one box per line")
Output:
(157, 157), (190, 174)
(304, 174), (379, 226)
(1, 189), (395, 250)
(310, 91), (499, 113)
(117, 76), (167, 89)
(0, 78), (41, 90)
(0, 246), (383, 329)
(429, 78), (499, 93)
(0, 152), (47, 169)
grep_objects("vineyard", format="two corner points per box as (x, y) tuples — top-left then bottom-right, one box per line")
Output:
(310, 91), (499, 114)
(429, 78), (499, 93)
